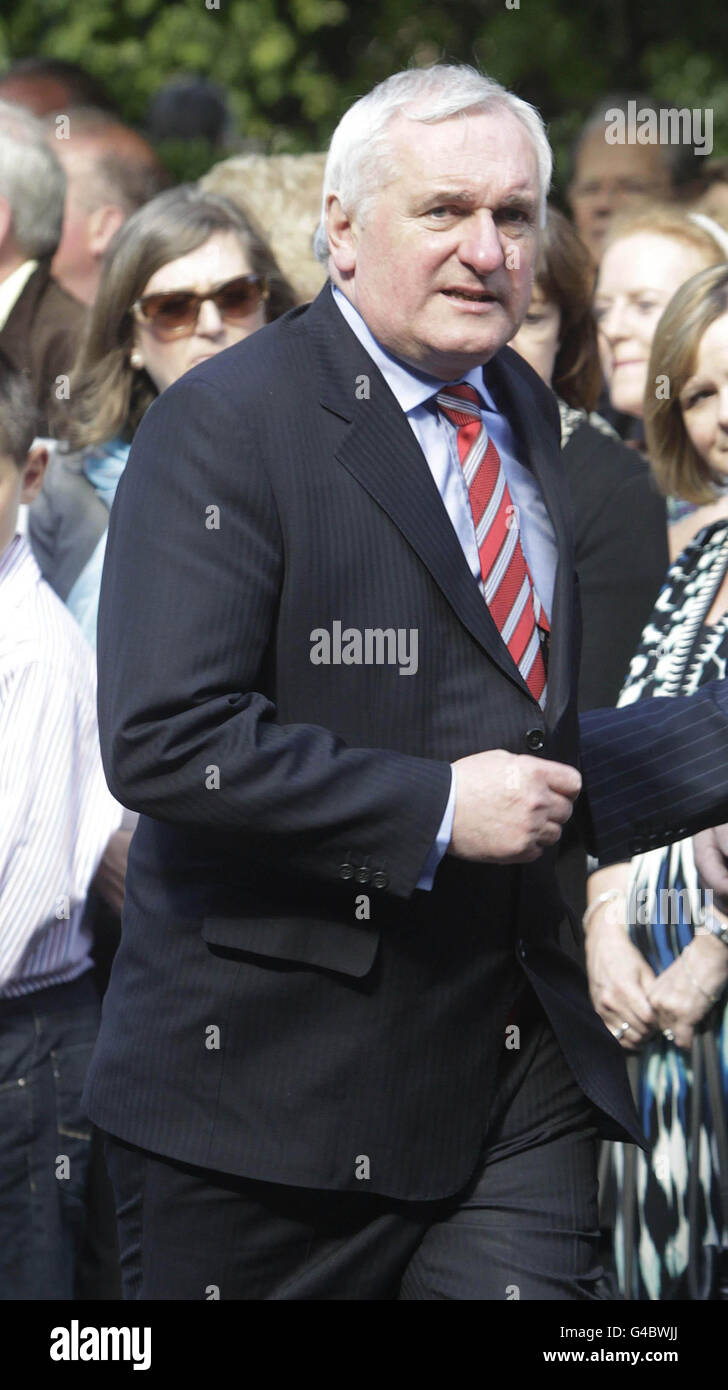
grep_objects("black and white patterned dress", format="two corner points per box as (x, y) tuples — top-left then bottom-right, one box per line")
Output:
(610, 519), (728, 1300)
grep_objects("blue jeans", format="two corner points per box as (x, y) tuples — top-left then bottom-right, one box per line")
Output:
(0, 972), (100, 1299)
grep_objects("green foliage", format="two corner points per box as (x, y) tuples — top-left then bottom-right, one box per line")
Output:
(0, 0), (724, 185)
(644, 42), (728, 158)
(151, 137), (223, 184)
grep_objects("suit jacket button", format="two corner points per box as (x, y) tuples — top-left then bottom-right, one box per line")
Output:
(525, 728), (545, 752)
(339, 862), (355, 881)
(371, 871), (388, 889)
(355, 866), (371, 884)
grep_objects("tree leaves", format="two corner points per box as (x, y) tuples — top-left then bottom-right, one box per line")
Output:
(0, 0), (724, 188)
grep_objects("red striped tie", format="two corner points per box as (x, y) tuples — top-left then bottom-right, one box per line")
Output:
(436, 382), (549, 705)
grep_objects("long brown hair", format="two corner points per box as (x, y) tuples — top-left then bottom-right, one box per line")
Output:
(533, 207), (602, 411)
(60, 184), (297, 450)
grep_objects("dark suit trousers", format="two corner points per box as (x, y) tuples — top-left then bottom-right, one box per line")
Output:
(102, 983), (610, 1300)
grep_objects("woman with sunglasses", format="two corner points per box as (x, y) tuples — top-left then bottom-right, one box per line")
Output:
(29, 183), (296, 646)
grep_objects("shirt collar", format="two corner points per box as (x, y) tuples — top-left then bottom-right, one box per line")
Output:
(331, 283), (499, 415)
(0, 259), (39, 332)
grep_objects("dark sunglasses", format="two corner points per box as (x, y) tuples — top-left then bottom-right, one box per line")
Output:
(132, 273), (269, 338)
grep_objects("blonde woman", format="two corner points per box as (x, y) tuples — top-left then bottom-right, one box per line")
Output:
(594, 205), (726, 435)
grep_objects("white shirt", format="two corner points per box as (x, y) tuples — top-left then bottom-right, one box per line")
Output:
(331, 285), (557, 619)
(0, 259), (38, 331)
(0, 535), (122, 996)
(0, 262), (42, 535)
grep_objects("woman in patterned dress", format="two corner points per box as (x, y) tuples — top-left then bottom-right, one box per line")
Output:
(585, 263), (728, 1299)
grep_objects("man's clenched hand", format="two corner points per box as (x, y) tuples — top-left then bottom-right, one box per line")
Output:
(447, 749), (582, 864)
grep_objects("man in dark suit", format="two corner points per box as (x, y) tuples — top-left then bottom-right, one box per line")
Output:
(83, 64), (645, 1300)
(0, 100), (85, 433)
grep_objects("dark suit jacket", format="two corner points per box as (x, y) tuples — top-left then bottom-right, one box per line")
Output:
(0, 259), (86, 434)
(563, 418), (668, 714)
(28, 442), (108, 601)
(82, 285), (643, 1202)
(555, 415), (668, 940)
(581, 682), (728, 865)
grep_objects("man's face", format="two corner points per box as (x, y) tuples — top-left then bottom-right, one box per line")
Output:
(568, 130), (672, 263)
(0, 75), (70, 115)
(330, 108), (541, 380)
(51, 145), (99, 300)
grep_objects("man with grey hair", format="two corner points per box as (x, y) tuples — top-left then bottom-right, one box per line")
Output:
(0, 99), (85, 432)
(567, 93), (692, 263)
(47, 107), (170, 307)
(84, 62), (643, 1300)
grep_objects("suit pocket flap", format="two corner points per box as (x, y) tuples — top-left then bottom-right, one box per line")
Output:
(201, 915), (379, 978)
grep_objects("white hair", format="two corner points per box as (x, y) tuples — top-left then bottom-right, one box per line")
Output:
(0, 98), (66, 258)
(313, 64), (552, 263)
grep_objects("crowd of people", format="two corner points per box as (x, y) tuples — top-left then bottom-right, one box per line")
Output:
(2, 55), (728, 1302)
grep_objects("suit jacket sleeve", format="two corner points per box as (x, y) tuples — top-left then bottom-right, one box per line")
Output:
(563, 427), (668, 711)
(97, 374), (452, 900)
(579, 680), (728, 863)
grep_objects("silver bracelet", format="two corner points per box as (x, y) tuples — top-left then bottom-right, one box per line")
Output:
(582, 889), (625, 933)
(683, 962), (721, 1005)
(695, 906), (728, 949)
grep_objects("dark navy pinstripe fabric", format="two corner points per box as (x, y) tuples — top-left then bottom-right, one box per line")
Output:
(580, 681), (728, 864)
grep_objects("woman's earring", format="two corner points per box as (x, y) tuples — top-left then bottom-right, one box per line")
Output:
(130, 349), (144, 370)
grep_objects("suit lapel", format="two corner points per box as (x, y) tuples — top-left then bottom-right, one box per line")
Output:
(305, 290), (572, 722)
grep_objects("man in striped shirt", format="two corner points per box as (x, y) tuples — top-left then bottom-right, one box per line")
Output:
(0, 357), (121, 1298)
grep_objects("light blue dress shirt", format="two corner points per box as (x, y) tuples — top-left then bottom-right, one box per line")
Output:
(331, 284), (558, 888)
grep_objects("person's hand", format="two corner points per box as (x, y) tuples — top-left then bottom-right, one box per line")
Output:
(646, 934), (728, 1050)
(92, 829), (132, 915)
(448, 750), (582, 864)
(694, 824), (728, 912)
(585, 901), (659, 1049)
